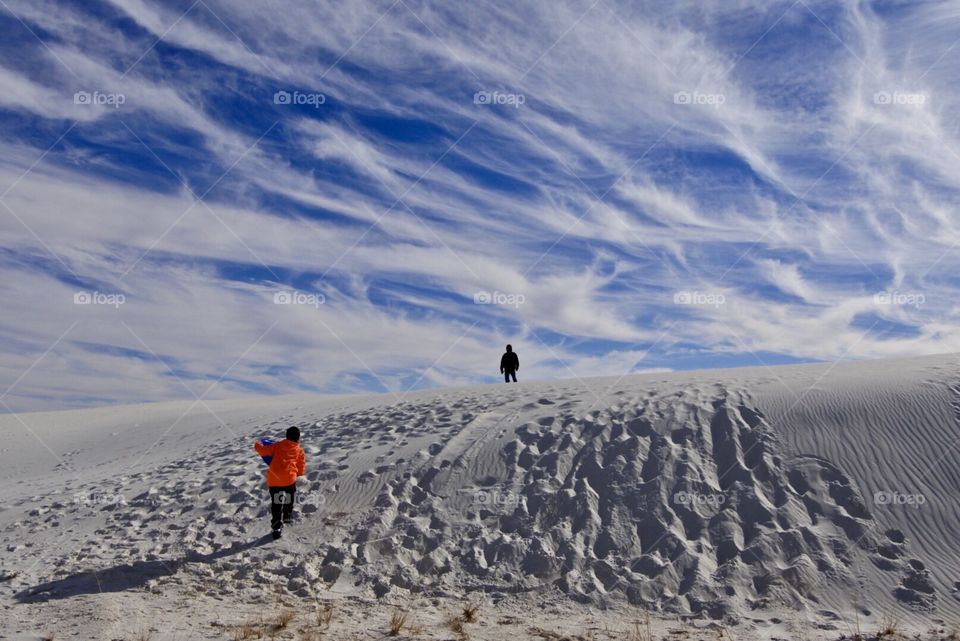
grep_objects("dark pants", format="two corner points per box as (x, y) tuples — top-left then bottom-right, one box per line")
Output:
(268, 484), (296, 531)
(504, 370), (517, 382)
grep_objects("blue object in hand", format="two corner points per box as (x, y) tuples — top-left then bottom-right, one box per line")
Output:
(258, 437), (275, 465)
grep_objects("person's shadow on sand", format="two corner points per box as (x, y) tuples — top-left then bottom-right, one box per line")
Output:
(15, 534), (273, 603)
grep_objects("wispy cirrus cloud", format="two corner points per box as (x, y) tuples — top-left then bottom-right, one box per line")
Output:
(2, 0), (960, 411)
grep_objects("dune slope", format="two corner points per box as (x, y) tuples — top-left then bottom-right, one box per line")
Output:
(2, 354), (959, 638)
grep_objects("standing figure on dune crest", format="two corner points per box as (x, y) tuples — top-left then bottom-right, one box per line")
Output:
(500, 344), (519, 383)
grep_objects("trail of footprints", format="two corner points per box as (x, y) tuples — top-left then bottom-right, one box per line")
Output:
(322, 387), (937, 620)
(3, 388), (939, 620)
(4, 398), (511, 601)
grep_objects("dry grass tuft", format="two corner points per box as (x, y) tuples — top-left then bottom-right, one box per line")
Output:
(315, 601), (335, 628)
(876, 616), (899, 639)
(448, 614), (466, 635)
(389, 609), (408, 636)
(231, 621), (263, 641)
(629, 610), (652, 641)
(274, 609), (296, 630)
(462, 601), (480, 623)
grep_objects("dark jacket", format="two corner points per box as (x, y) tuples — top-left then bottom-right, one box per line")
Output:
(500, 351), (519, 372)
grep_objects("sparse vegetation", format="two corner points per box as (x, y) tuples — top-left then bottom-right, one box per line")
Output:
(852, 596), (864, 641)
(230, 601), (335, 641)
(834, 628), (960, 641)
(529, 627), (591, 641)
(231, 622), (261, 641)
(462, 601), (480, 623)
(290, 601), (336, 640)
(274, 609), (296, 630)
(629, 610), (652, 641)
(315, 601), (335, 628)
(448, 613), (466, 636)
(231, 615), (266, 641)
(445, 599), (481, 639)
(297, 628), (322, 641)
(828, 619), (960, 641)
(389, 609), (408, 636)
(876, 616), (899, 639)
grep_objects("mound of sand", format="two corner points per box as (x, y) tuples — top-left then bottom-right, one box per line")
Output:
(2, 354), (959, 638)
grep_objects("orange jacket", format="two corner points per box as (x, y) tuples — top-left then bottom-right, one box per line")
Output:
(254, 439), (306, 487)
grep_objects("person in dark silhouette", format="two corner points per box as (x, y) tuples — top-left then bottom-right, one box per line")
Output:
(500, 344), (519, 382)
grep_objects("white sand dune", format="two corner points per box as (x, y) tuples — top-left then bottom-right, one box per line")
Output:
(2, 354), (960, 639)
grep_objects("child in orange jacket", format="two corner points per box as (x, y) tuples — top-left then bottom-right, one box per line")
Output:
(254, 426), (306, 539)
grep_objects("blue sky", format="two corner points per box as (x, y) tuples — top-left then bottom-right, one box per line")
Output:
(1, 0), (959, 411)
